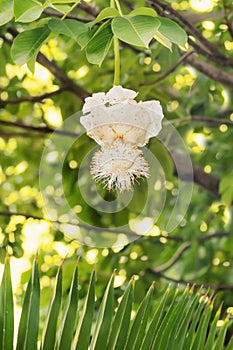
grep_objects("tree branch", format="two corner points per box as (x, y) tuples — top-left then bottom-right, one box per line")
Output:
(37, 53), (89, 101)
(223, 1), (233, 40)
(77, 1), (99, 17)
(0, 119), (79, 138)
(148, 0), (233, 67)
(139, 50), (195, 86)
(169, 115), (233, 127)
(3, 29), (89, 102)
(154, 241), (191, 273)
(0, 88), (66, 106)
(184, 54), (233, 89)
(154, 232), (229, 273)
(43, 9), (94, 23)
(173, 152), (220, 197)
(147, 269), (233, 291)
(0, 211), (228, 244)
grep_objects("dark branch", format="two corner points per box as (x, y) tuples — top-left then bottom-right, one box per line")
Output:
(173, 152), (220, 197)
(43, 9), (94, 23)
(147, 269), (233, 291)
(185, 54), (233, 89)
(0, 88), (66, 106)
(77, 1), (99, 17)
(37, 53), (89, 101)
(3, 29), (89, 102)
(0, 119), (79, 138)
(154, 232), (229, 273)
(169, 115), (233, 127)
(0, 211), (228, 245)
(139, 50), (195, 86)
(148, 0), (233, 67)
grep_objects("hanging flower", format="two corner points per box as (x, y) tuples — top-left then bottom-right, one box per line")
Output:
(80, 85), (164, 191)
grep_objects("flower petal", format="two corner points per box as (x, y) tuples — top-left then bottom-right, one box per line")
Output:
(106, 85), (138, 104)
(82, 92), (106, 113)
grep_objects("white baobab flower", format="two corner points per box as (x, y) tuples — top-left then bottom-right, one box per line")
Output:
(80, 85), (164, 191)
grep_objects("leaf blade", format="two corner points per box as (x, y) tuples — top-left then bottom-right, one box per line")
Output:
(14, 0), (43, 23)
(0, 256), (14, 350)
(16, 257), (40, 350)
(11, 26), (50, 65)
(112, 15), (160, 48)
(86, 20), (113, 65)
(72, 269), (95, 350)
(40, 264), (63, 350)
(89, 271), (115, 350)
(57, 263), (78, 350)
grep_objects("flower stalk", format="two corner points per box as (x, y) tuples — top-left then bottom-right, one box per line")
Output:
(111, 0), (121, 85)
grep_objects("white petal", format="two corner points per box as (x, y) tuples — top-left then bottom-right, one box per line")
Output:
(80, 100), (164, 146)
(106, 85), (138, 104)
(82, 92), (106, 114)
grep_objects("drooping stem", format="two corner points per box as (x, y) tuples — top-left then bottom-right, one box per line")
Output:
(115, 0), (123, 15)
(61, 1), (80, 20)
(113, 37), (120, 85)
(111, 0), (121, 85)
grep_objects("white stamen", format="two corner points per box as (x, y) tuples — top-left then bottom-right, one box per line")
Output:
(91, 140), (149, 191)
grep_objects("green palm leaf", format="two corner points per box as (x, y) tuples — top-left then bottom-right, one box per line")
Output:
(0, 256), (14, 350)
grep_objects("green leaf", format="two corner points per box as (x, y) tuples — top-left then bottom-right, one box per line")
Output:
(41, 264), (63, 350)
(48, 18), (87, 43)
(219, 173), (233, 207)
(57, 263), (78, 350)
(129, 7), (157, 17)
(125, 282), (154, 350)
(0, 256), (14, 350)
(0, 0), (13, 26)
(90, 271), (115, 350)
(226, 336), (233, 350)
(73, 269), (95, 350)
(156, 17), (187, 46)
(86, 20), (113, 66)
(48, 4), (71, 13)
(14, 0), (43, 23)
(112, 15), (160, 48)
(11, 26), (50, 65)
(26, 53), (38, 75)
(156, 287), (191, 350)
(204, 304), (222, 350)
(174, 287), (200, 349)
(141, 286), (170, 350)
(107, 277), (134, 350)
(76, 27), (97, 49)
(213, 316), (231, 350)
(191, 298), (213, 350)
(16, 257), (40, 350)
(154, 32), (172, 51)
(185, 292), (206, 350)
(92, 7), (120, 25)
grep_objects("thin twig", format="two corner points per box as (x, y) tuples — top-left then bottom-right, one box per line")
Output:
(0, 210), (228, 244)
(43, 9), (93, 23)
(147, 269), (233, 291)
(222, 1), (233, 40)
(154, 241), (191, 273)
(154, 232), (229, 274)
(185, 54), (233, 89)
(0, 119), (79, 138)
(139, 50), (195, 86)
(0, 88), (66, 106)
(168, 115), (233, 127)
